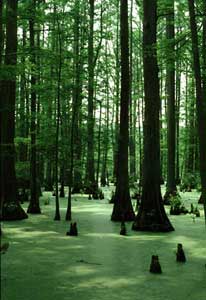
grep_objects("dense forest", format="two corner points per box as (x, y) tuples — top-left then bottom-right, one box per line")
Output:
(0, 0), (205, 225)
(1, 0), (206, 299)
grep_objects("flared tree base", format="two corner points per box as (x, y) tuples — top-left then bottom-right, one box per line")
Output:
(111, 210), (135, 222)
(111, 187), (135, 221)
(1, 202), (28, 220)
(54, 213), (61, 221)
(27, 204), (41, 214)
(132, 209), (174, 232)
(84, 182), (98, 195)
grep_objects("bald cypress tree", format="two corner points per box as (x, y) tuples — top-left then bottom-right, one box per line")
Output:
(85, 0), (96, 194)
(188, 0), (206, 219)
(164, 0), (177, 203)
(27, 0), (41, 214)
(0, 0), (27, 220)
(111, 0), (135, 222)
(132, 0), (174, 232)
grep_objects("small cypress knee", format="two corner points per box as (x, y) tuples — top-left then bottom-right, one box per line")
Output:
(176, 243), (186, 262)
(149, 255), (162, 273)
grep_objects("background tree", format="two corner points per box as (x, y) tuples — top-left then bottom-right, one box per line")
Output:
(27, 0), (41, 214)
(85, 0), (96, 194)
(188, 0), (206, 220)
(164, 0), (177, 203)
(111, 0), (135, 222)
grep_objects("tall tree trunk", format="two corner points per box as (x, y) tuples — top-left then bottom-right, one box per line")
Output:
(188, 0), (206, 217)
(113, 0), (120, 183)
(159, 68), (165, 184)
(96, 100), (102, 185)
(1, 0), (27, 220)
(72, 0), (83, 193)
(185, 80), (196, 177)
(27, 0), (41, 214)
(36, 8), (42, 196)
(129, 0), (136, 183)
(181, 67), (189, 179)
(44, 32), (55, 192)
(19, 29), (28, 162)
(85, 0), (96, 194)
(132, 0), (174, 232)
(111, 0), (135, 222)
(101, 41), (109, 187)
(54, 15), (62, 221)
(164, 0), (177, 203)
(137, 26), (144, 189)
(45, 160), (53, 191)
(198, 0), (206, 205)
(175, 59), (181, 184)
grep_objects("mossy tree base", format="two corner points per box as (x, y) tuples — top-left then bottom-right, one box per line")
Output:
(1, 202), (28, 221)
(132, 188), (174, 232)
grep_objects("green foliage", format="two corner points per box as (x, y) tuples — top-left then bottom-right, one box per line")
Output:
(15, 137), (30, 147)
(16, 162), (30, 180)
(180, 173), (200, 191)
(170, 194), (188, 215)
(1, 0), (202, 202)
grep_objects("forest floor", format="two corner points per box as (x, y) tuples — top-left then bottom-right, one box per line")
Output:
(1, 186), (206, 300)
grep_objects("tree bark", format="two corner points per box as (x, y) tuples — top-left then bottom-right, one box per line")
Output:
(101, 41), (109, 187)
(188, 0), (206, 215)
(85, 0), (96, 193)
(113, 0), (120, 183)
(1, 0), (27, 220)
(175, 59), (181, 184)
(132, 0), (174, 232)
(129, 0), (137, 183)
(54, 14), (62, 221)
(19, 29), (28, 162)
(164, 0), (177, 203)
(111, 0), (135, 222)
(27, 0), (41, 214)
(72, 0), (83, 194)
